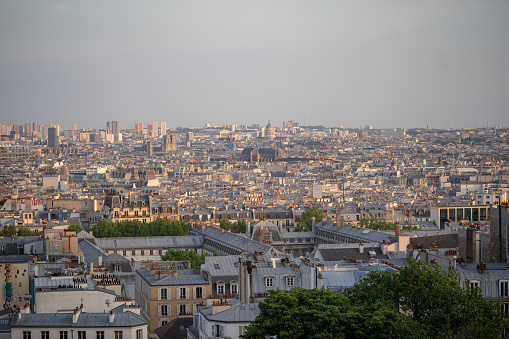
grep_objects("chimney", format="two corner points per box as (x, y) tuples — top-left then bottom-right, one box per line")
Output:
(109, 310), (115, 323)
(73, 305), (82, 324)
(90, 262), (94, 274)
(246, 220), (251, 237)
(98, 253), (102, 266)
(381, 240), (388, 255)
(406, 244), (413, 260)
(395, 224), (402, 237)
(359, 242), (364, 254)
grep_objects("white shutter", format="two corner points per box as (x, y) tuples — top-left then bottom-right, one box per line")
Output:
(186, 287), (189, 299)
(211, 325), (215, 337)
(167, 288), (170, 300)
(177, 288), (180, 299)
(158, 288), (161, 300)
(158, 305), (161, 317)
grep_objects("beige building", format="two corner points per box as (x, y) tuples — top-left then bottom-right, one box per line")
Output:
(135, 261), (212, 337)
(0, 256), (31, 311)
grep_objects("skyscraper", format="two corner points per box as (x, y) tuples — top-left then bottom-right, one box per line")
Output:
(136, 121), (143, 133)
(112, 121), (120, 136)
(151, 122), (158, 138)
(160, 122), (166, 136)
(48, 127), (58, 148)
(106, 121), (113, 134)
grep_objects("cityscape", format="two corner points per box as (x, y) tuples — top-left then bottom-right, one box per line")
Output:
(2, 1), (509, 338)
(0, 120), (508, 337)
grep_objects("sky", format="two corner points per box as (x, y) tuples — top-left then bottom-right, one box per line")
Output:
(1, 1), (508, 130)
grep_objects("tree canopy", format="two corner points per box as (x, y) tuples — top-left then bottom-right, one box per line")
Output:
(67, 224), (83, 233)
(160, 248), (218, 268)
(295, 207), (329, 232)
(91, 219), (189, 238)
(1, 225), (40, 237)
(243, 259), (507, 339)
(218, 219), (255, 234)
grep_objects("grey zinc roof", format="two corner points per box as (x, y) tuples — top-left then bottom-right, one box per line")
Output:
(190, 226), (276, 255)
(202, 303), (260, 323)
(13, 311), (147, 328)
(282, 231), (315, 239)
(203, 255), (241, 277)
(79, 239), (107, 266)
(95, 236), (203, 250)
(136, 267), (209, 286)
(123, 282), (136, 300)
(317, 223), (393, 243)
(77, 230), (96, 239)
(103, 252), (130, 263)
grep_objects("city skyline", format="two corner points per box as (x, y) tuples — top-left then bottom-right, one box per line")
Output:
(1, 1), (509, 129)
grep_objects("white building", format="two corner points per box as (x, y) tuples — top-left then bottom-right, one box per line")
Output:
(187, 301), (260, 339)
(12, 306), (147, 339)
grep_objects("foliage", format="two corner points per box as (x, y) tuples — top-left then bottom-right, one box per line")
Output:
(218, 219), (255, 233)
(160, 248), (218, 268)
(346, 258), (507, 338)
(243, 288), (424, 339)
(244, 259), (507, 339)
(17, 228), (40, 236)
(296, 207), (329, 232)
(359, 217), (418, 230)
(1, 225), (40, 237)
(91, 219), (189, 238)
(67, 224), (83, 233)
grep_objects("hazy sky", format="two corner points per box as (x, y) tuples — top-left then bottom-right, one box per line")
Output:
(1, 1), (508, 130)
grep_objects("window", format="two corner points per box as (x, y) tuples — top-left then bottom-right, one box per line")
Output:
(159, 250), (163, 255)
(217, 284), (224, 294)
(132, 250), (136, 256)
(23, 332), (31, 339)
(124, 211), (128, 216)
(239, 326), (247, 336)
(266, 278), (273, 288)
(160, 304), (169, 316)
(123, 251), (126, 256)
(60, 332), (68, 339)
(41, 332), (49, 339)
(114, 332), (123, 339)
(212, 324), (223, 337)
(150, 250), (153, 255)
(470, 280), (480, 290)
(501, 281), (509, 298)
(160, 288), (168, 300)
(195, 287), (203, 299)
(136, 330), (142, 339)
(78, 331), (86, 339)
(179, 287), (187, 299)
(286, 276), (294, 287)
(179, 304), (189, 316)
(231, 284), (238, 295)
(96, 332), (105, 339)
(141, 250), (144, 255)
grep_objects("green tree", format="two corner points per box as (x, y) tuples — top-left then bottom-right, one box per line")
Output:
(160, 248), (217, 268)
(245, 260), (507, 339)
(243, 288), (423, 339)
(67, 224), (83, 233)
(295, 207), (328, 232)
(2, 225), (17, 237)
(91, 219), (189, 238)
(346, 258), (507, 338)
(17, 228), (40, 236)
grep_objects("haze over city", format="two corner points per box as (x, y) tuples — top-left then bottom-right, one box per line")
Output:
(1, 1), (509, 129)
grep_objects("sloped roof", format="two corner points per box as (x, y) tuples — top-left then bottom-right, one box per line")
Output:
(13, 311), (147, 328)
